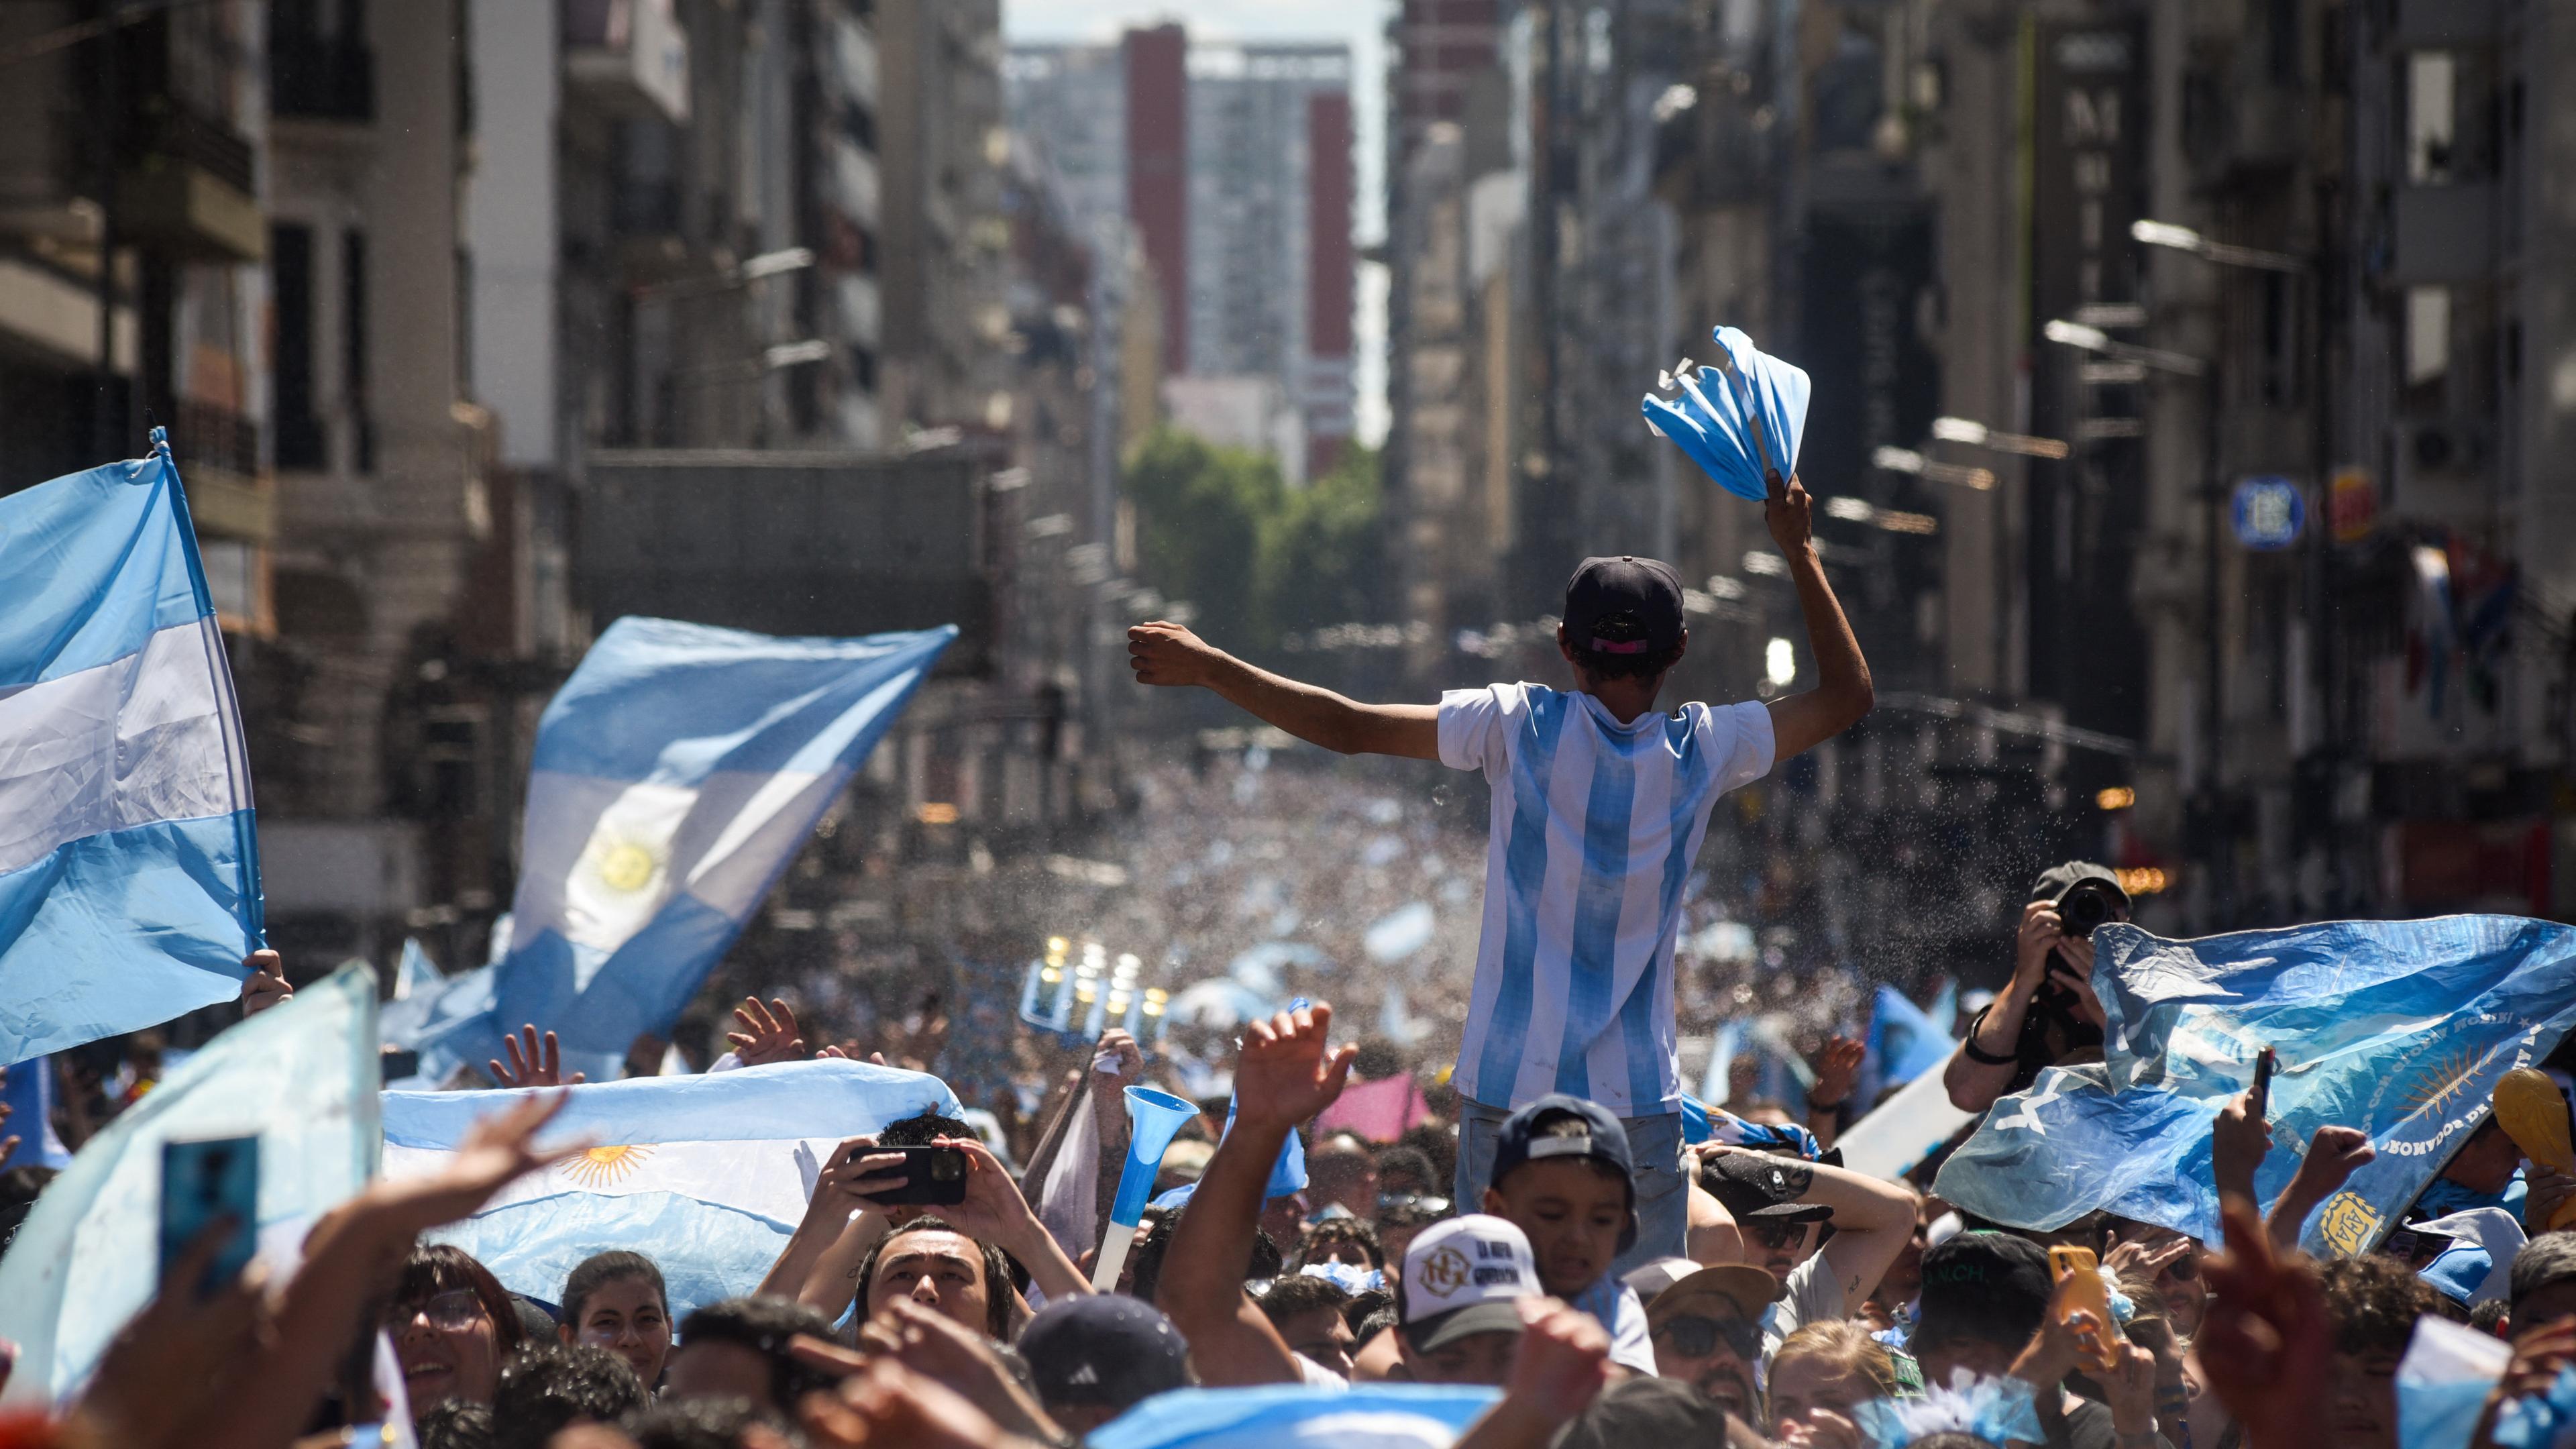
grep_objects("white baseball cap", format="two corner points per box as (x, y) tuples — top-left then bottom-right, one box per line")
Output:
(1397, 1213), (1539, 1351)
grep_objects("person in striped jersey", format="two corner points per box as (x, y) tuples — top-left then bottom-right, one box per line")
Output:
(1128, 467), (1872, 1269)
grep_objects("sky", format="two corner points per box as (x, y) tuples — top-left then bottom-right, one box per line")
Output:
(1001, 1), (1394, 448)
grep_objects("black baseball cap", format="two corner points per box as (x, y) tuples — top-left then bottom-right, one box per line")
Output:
(1489, 1095), (1638, 1207)
(1696, 1152), (1833, 1227)
(1563, 556), (1686, 657)
(1913, 1232), (2053, 1351)
(2031, 860), (2129, 906)
(1018, 1294), (1193, 1410)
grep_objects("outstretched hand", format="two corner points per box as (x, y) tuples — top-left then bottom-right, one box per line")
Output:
(1232, 1003), (1356, 1132)
(1128, 621), (1228, 688)
(1764, 470), (1815, 555)
(729, 997), (810, 1066)
(376, 1089), (586, 1234)
(490, 1024), (586, 1087)
(1811, 1035), (1864, 1108)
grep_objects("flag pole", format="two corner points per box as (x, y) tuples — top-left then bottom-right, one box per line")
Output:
(150, 425), (266, 950)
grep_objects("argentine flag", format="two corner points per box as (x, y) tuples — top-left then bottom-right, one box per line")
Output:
(0, 433), (260, 1065)
(382, 1059), (966, 1318)
(485, 619), (954, 1081)
(1934, 916), (2576, 1254)
(1087, 1385), (1501, 1449)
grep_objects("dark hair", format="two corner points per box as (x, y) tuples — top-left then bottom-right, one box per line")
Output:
(393, 1244), (527, 1356)
(2514, 1232), (2576, 1316)
(1255, 1273), (1352, 1329)
(2320, 1254), (2436, 1356)
(1132, 1206), (1283, 1303)
(1343, 1287), (1393, 1331)
(620, 1397), (794, 1449)
(415, 1399), (496, 1449)
(1375, 1146), (1436, 1191)
(851, 1216), (1014, 1340)
(1354, 1305), (1399, 1344)
(879, 1110), (976, 1146)
(1395, 1124), (1456, 1186)
(561, 1250), (668, 1328)
(492, 1342), (645, 1449)
(2471, 1297), (2512, 1334)
(1301, 1214), (1385, 1270)
(0, 1165), (56, 1254)
(672, 1297), (842, 1409)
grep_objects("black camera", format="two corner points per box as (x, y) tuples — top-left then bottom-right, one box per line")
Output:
(2055, 878), (2125, 939)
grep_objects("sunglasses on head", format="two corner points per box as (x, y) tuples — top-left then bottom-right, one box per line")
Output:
(1654, 1312), (1763, 1362)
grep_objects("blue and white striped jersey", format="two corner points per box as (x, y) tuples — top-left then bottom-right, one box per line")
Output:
(1438, 683), (1775, 1116)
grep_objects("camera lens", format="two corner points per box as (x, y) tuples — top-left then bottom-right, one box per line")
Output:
(2058, 883), (2113, 938)
(933, 1155), (963, 1180)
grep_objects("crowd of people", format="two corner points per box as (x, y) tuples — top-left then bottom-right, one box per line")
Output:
(14, 471), (2576, 1449)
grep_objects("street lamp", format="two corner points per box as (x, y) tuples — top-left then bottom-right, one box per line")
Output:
(2129, 220), (2302, 274)
(2043, 315), (2227, 926)
(1930, 416), (2072, 460)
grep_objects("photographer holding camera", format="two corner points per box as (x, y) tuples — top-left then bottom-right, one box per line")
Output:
(1944, 862), (2133, 1114)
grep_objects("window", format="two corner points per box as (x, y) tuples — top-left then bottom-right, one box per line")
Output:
(271, 223), (321, 469)
(2405, 285), (2449, 388)
(344, 229), (372, 471)
(2406, 52), (2457, 184)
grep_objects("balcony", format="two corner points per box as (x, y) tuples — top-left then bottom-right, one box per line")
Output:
(121, 108), (263, 262)
(565, 0), (692, 123)
(166, 402), (275, 545)
(271, 36), (376, 123)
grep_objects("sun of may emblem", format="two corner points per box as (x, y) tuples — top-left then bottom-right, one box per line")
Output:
(2402, 1044), (2485, 1118)
(594, 840), (659, 893)
(561, 1144), (656, 1187)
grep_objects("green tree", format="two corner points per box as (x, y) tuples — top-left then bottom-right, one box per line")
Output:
(1123, 429), (1388, 656)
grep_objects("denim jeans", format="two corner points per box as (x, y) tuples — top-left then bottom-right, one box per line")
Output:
(1454, 1097), (1689, 1278)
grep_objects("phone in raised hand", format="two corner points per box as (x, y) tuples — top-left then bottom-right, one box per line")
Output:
(160, 1134), (259, 1300)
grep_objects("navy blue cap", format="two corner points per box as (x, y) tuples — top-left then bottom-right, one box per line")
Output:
(1489, 1095), (1638, 1204)
(1018, 1294), (1192, 1409)
(1563, 556), (1686, 656)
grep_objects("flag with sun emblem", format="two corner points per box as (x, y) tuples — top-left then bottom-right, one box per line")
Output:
(472, 619), (955, 1082)
(1935, 916), (2576, 1255)
(382, 1057), (965, 1320)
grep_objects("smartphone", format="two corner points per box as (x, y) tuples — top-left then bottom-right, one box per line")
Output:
(853, 1144), (969, 1207)
(160, 1134), (259, 1300)
(2251, 1046), (2278, 1117)
(380, 1047), (421, 1083)
(2047, 1244), (2124, 1373)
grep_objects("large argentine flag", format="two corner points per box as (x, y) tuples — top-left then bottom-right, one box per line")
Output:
(0, 963), (378, 1403)
(382, 1059), (966, 1318)
(488, 619), (955, 1081)
(0, 437), (260, 1065)
(1934, 917), (2576, 1255)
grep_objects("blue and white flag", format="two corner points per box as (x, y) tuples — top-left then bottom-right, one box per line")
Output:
(1934, 917), (2576, 1254)
(1087, 1385), (1500, 1449)
(0, 963), (378, 1403)
(0, 435), (261, 1065)
(483, 619), (954, 1081)
(377, 938), (447, 1049)
(1642, 325), (1811, 502)
(1870, 984), (1954, 1088)
(382, 1059), (965, 1319)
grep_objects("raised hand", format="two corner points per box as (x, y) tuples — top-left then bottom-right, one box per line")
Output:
(1127, 621), (1229, 688)
(2197, 1197), (2331, 1449)
(76, 1219), (268, 1447)
(2104, 1231), (2196, 1285)
(239, 951), (292, 1018)
(1231, 1003), (1356, 1132)
(850, 1299), (1067, 1442)
(1764, 470), (1815, 555)
(800, 1355), (1038, 1449)
(2098, 1342), (2163, 1439)
(490, 1024), (586, 1087)
(1811, 1035), (1864, 1108)
(728, 997), (810, 1066)
(2212, 1087), (2275, 1204)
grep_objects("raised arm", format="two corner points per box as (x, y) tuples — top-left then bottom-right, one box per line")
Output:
(1155, 1003), (1356, 1387)
(1128, 622), (1440, 759)
(1693, 1141), (1917, 1306)
(1758, 472), (1874, 762)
